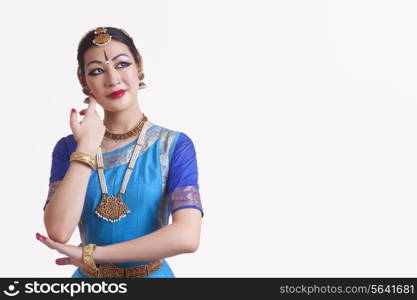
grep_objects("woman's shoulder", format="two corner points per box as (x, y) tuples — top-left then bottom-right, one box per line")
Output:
(52, 134), (77, 156)
(148, 122), (195, 154)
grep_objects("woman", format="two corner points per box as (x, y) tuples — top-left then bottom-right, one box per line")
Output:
(37, 27), (203, 278)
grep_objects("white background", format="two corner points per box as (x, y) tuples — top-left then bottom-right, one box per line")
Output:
(0, 0), (416, 277)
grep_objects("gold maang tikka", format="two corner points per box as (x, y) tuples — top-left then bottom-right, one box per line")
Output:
(92, 26), (112, 46)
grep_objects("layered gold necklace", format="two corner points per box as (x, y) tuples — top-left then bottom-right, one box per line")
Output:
(95, 114), (149, 223)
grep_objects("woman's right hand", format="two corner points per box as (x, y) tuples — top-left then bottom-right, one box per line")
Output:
(69, 96), (106, 155)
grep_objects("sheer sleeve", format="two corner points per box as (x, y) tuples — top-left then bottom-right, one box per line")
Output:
(43, 137), (71, 211)
(167, 133), (203, 217)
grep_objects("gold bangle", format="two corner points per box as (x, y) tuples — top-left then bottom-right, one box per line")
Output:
(82, 244), (98, 275)
(70, 151), (95, 161)
(70, 152), (97, 169)
(70, 157), (96, 169)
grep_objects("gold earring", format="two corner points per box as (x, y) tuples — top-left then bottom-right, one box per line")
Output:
(82, 86), (91, 95)
(138, 71), (147, 89)
(81, 86), (91, 103)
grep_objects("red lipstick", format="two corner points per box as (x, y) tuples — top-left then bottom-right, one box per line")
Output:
(108, 89), (126, 99)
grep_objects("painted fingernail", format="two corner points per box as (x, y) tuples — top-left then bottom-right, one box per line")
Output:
(71, 108), (76, 114)
(36, 233), (41, 240)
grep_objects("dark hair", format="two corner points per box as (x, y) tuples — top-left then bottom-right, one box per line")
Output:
(77, 27), (144, 78)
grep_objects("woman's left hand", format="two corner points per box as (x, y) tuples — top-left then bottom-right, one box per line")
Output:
(36, 232), (84, 268)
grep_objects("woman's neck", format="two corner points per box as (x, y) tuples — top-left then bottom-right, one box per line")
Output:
(103, 105), (143, 133)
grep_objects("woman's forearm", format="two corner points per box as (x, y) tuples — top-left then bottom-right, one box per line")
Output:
(93, 218), (201, 264)
(44, 145), (94, 244)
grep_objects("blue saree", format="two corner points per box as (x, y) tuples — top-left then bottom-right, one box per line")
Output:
(44, 122), (203, 278)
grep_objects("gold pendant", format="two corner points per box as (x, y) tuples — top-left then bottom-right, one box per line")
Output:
(95, 194), (130, 223)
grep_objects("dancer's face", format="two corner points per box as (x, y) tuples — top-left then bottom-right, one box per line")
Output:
(82, 40), (140, 112)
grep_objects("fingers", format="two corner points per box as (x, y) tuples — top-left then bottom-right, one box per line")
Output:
(56, 257), (83, 268)
(69, 108), (80, 135)
(55, 257), (71, 265)
(36, 232), (78, 258)
(36, 233), (58, 250)
(36, 232), (65, 253)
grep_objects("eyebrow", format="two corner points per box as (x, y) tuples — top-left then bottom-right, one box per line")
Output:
(86, 53), (130, 67)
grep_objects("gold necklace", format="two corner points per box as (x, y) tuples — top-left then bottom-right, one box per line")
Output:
(95, 117), (149, 223)
(104, 113), (148, 140)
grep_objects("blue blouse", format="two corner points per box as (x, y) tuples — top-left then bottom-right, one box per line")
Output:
(43, 123), (203, 278)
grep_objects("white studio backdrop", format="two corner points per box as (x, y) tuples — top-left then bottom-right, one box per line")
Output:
(0, 0), (416, 277)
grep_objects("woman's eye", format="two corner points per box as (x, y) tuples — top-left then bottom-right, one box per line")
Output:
(88, 62), (132, 76)
(88, 68), (103, 76)
(118, 62), (132, 68)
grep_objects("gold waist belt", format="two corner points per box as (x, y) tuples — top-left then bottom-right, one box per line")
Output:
(83, 259), (163, 278)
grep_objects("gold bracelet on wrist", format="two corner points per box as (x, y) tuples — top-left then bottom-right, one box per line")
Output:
(70, 157), (96, 169)
(70, 151), (95, 163)
(82, 244), (99, 275)
(70, 151), (97, 169)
